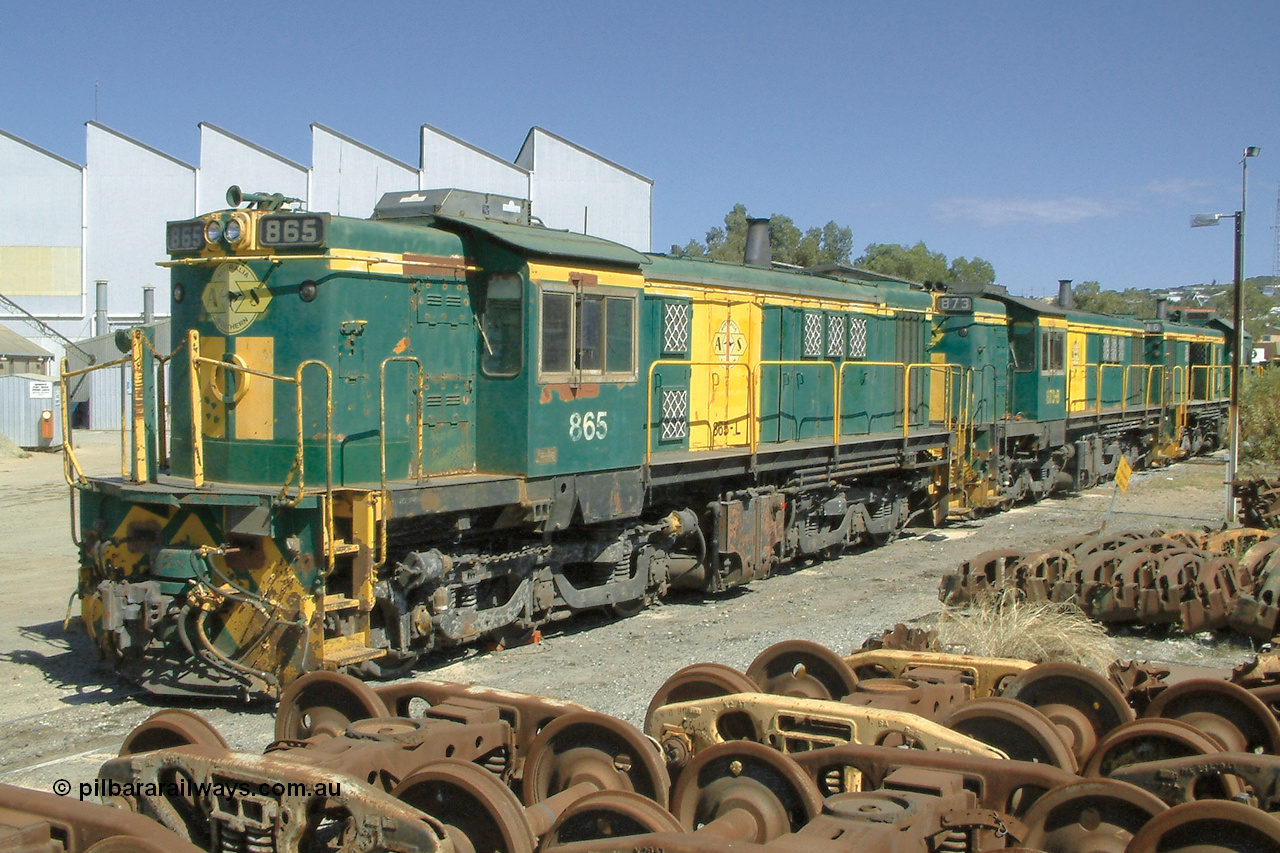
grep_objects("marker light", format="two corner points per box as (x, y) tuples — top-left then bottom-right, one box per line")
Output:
(172, 282), (186, 303)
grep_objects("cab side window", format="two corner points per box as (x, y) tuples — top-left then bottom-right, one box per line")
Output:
(539, 280), (636, 382)
(480, 273), (524, 377)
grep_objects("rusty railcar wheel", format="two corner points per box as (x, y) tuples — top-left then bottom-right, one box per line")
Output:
(1021, 778), (1167, 853)
(1002, 662), (1135, 765)
(274, 670), (389, 740)
(538, 790), (685, 852)
(941, 697), (1077, 771)
(1125, 799), (1280, 853)
(644, 662), (759, 733)
(119, 708), (230, 756)
(669, 740), (822, 842)
(394, 759), (537, 853)
(522, 711), (670, 806)
(745, 639), (859, 701)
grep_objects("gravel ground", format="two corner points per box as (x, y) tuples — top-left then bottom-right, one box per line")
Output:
(0, 433), (1250, 795)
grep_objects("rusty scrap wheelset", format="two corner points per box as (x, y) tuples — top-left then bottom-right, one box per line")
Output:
(19, 634), (1280, 853)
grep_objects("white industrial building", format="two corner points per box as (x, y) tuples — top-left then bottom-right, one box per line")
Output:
(0, 121), (653, 367)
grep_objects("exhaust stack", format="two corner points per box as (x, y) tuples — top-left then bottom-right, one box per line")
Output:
(744, 218), (771, 267)
(1057, 279), (1074, 309)
(1156, 297), (1168, 320)
(143, 286), (154, 325)
(95, 280), (109, 336)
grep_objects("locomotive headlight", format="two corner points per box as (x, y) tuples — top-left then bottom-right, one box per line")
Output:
(204, 219), (223, 245)
(223, 213), (251, 249)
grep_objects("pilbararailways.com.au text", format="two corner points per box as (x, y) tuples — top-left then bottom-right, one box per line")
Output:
(62, 778), (342, 800)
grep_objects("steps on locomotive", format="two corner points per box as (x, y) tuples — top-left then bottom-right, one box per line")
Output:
(319, 490), (385, 668)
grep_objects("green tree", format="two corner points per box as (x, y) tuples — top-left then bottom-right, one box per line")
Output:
(1240, 367), (1280, 466)
(1211, 279), (1278, 339)
(854, 241), (995, 284)
(1072, 283), (1157, 317)
(673, 204), (853, 267)
(948, 256), (996, 284)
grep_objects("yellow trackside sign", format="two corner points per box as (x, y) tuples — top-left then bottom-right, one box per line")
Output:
(203, 261), (272, 335)
(1115, 456), (1132, 493)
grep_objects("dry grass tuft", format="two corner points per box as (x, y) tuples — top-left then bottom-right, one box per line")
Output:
(934, 590), (1119, 673)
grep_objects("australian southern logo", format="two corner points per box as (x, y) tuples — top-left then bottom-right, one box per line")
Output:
(712, 320), (746, 363)
(203, 261), (273, 335)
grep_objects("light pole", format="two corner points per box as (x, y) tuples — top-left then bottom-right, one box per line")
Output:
(1191, 145), (1260, 523)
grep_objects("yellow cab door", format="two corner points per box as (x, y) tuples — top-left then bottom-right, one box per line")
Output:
(690, 299), (753, 450)
(1067, 329), (1088, 412)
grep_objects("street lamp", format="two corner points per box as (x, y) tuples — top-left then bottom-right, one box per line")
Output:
(1191, 145), (1260, 523)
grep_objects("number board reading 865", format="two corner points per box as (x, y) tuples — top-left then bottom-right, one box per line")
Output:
(258, 214), (327, 249)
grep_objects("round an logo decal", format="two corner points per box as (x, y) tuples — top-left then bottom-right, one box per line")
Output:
(203, 261), (272, 335)
(712, 320), (746, 363)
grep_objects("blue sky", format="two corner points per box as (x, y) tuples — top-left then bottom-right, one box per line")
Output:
(3, 1), (1278, 297)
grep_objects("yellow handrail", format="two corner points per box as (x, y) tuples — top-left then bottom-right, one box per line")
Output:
(837, 361), (906, 436)
(758, 360), (839, 445)
(644, 359), (755, 465)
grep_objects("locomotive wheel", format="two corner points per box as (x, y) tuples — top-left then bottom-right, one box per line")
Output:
(538, 790), (685, 851)
(644, 662), (759, 733)
(522, 711), (670, 806)
(1001, 661), (1135, 765)
(393, 759), (536, 853)
(1143, 678), (1280, 755)
(119, 708), (230, 756)
(274, 670), (389, 741)
(1021, 778), (1168, 853)
(1081, 718), (1223, 778)
(669, 740), (822, 842)
(1125, 800), (1280, 853)
(744, 639), (859, 701)
(941, 697), (1077, 771)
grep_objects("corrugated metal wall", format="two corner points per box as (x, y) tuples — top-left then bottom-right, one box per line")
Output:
(0, 373), (63, 448)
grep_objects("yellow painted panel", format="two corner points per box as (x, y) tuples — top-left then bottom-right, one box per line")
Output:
(527, 262), (645, 289)
(1067, 331), (1088, 412)
(199, 336), (227, 439)
(0, 246), (81, 296)
(233, 336), (274, 440)
(689, 299), (754, 450)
